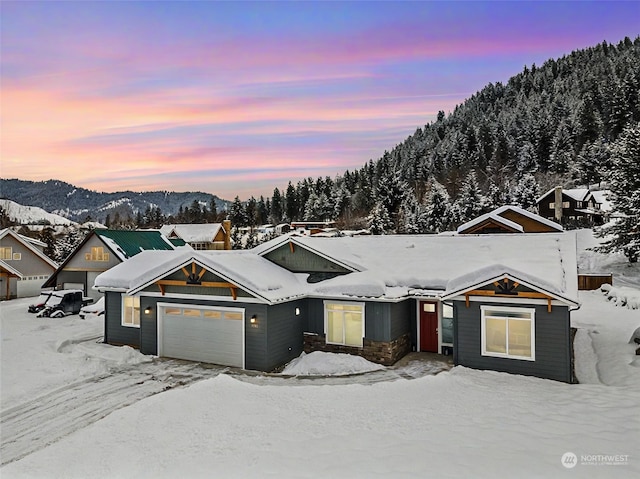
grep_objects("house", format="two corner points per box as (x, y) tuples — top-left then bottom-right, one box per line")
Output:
(457, 205), (563, 234)
(159, 221), (231, 250)
(0, 229), (58, 299)
(290, 221), (336, 236)
(536, 187), (603, 225)
(43, 229), (178, 300)
(95, 232), (579, 382)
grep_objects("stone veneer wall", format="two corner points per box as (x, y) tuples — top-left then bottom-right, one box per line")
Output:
(303, 332), (412, 366)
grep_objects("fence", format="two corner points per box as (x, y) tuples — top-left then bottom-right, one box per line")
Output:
(578, 274), (613, 291)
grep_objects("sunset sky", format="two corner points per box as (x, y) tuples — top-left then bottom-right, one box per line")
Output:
(1, 1), (638, 200)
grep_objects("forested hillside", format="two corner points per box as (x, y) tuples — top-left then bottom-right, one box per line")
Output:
(226, 37), (639, 234)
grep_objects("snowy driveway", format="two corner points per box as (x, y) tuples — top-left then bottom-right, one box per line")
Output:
(1, 297), (451, 466)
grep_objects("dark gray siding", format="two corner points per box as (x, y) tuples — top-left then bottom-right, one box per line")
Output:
(264, 244), (351, 274)
(305, 298), (399, 342)
(389, 300), (412, 341)
(104, 292), (140, 347)
(265, 300), (305, 371)
(454, 300), (572, 382)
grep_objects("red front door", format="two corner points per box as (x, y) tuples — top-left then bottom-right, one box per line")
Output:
(420, 302), (438, 352)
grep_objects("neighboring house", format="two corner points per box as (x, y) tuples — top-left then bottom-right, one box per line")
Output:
(290, 221), (336, 236)
(43, 229), (178, 300)
(159, 221), (231, 250)
(537, 187), (603, 225)
(457, 205), (563, 234)
(95, 232), (579, 383)
(0, 229), (58, 299)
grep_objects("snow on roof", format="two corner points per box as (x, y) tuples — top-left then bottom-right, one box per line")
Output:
(494, 205), (563, 231)
(280, 233), (578, 301)
(456, 210), (524, 234)
(536, 187), (592, 203)
(591, 190), (612, 212)
(159, 224), (223, 243)
(443, 264), (578, 306)
(95, 248), (307, 303)
(97, 233), (579, 304)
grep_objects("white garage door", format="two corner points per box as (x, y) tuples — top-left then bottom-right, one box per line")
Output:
(158, 304), (244, 368)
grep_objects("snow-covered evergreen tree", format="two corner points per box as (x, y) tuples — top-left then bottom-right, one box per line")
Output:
(454, 170), (484, 224)
(368, 202), (392, 235)
(424, 178), (452, 233)
(513, 173), (540, 210)
(596, 122), (640, 262)
(54, 229), (87, 263)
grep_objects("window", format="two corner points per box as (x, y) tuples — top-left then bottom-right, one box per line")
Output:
(324, 302), (364, 347)
(562, 201), (570, 208)
(548, 202), (555, 209)
(122, 295), (140, 327)
(0, 247), (12, 260)
(442, 304), (454, 345)
(85, 247), (110, 262)
(481, 306), (535, 361)
(12, 253), (21, 260)
(576, 201), (583, 208)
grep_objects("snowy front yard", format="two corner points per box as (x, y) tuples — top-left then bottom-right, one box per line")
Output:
(2, 286), (638, 478)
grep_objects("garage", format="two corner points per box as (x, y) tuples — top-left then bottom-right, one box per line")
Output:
(158, 304), (245, 368)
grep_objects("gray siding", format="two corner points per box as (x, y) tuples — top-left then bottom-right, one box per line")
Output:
(305, 298), (397, 342)
(264, 243), (351, 274)
(454, 300), (572, 382)
(104, 292), (140, 347)
(390, 300), (412, 341)
(66, 235), (121, 270)
(0, 235), (55, 277)
(265, 300), (305, 371)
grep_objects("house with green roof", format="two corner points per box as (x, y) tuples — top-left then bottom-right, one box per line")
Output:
(43, 229), (180, 300)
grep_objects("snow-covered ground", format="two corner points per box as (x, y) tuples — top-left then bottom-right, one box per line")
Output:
(1, 229), (639, 478)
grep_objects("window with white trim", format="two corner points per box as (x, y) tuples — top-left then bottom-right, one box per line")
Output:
(481, 306), (535, 361)
(0, 247), (12, 260)
(122, 295), (140, 327)
(85, 246), (109, 262)
(324, 301), (364, 347)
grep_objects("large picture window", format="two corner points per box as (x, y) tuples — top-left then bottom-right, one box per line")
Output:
(122, 295), (140, 327)
(85, 246), (109, 262)
(481, 306), (535, 361)
(324, 302), (364, 347)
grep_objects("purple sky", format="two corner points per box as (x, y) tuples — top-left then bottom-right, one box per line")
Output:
(2, 1), (638, 200)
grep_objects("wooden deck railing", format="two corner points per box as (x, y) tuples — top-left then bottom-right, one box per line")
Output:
(578, 274), (613, 291)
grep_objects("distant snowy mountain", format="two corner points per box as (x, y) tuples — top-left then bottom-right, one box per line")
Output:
(0, 179), (230, 223)
(0, 199), (75, 225)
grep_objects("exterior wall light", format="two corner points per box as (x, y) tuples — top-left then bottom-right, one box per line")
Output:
(295, 308), (300, 316)
(250, 314), (257, 324)
(144, 306), (152, 315)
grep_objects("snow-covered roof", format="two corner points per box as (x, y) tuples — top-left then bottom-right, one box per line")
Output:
(458, 205), (563, 233)
(591, 190), (612, 212)
(159, 224), (224, 243)
(536, 187), (592, 203)
(442, 264), (579, 306)
(456, 211), (524, 234)
(95, 249), (307, 303)
(258, 233), (579, 302)
(97, 233), (579, 304)
(0, 259), (23, 277)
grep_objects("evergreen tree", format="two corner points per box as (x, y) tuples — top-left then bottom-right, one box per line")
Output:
(285, 182), (298, 222)
(513, 173), (540, 210)
(367, 202), (392, 235)
(229, 196), (248, 227)
(596, 122), (640, 262)
(38, 227), (57, 260)
(454, 170), (484, 224)
(424, 178), (452, 233)
(270, 188), (283, 224)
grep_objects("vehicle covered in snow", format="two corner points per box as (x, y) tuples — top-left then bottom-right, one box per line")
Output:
(28, 292), (57, 313)
(35, 290), (93, 318)
(79, 296), (105, 319)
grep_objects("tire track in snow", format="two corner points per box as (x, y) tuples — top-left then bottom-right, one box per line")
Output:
(0, 360), (227, 466)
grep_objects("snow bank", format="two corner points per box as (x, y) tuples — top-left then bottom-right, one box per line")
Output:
(600, 283), (640, 309)
(280, 351), (385, 376)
